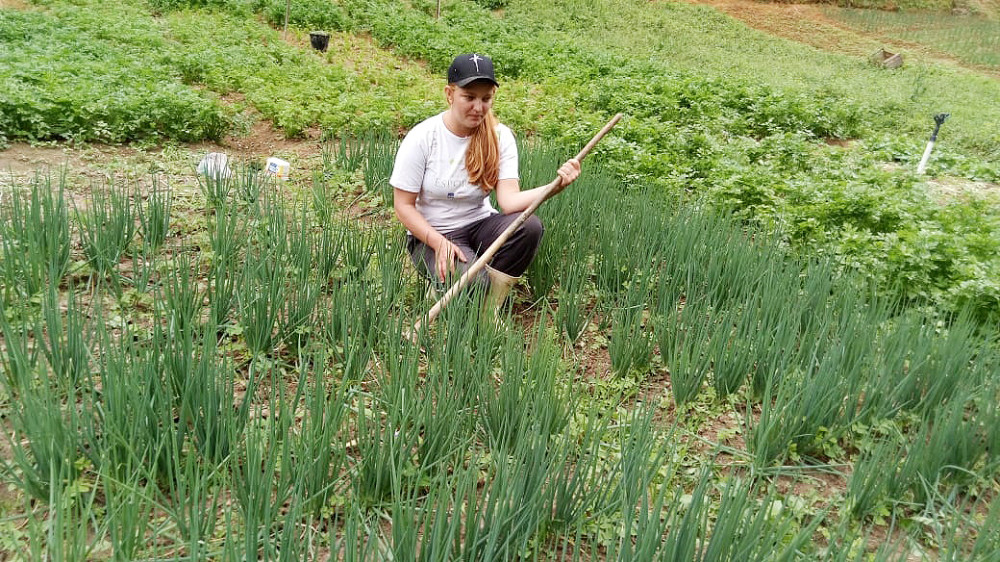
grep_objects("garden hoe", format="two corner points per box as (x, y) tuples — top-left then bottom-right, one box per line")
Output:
(403, 113), (624, 344)
(917, 112), (949, 174)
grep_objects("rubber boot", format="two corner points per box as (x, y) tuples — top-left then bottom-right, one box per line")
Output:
(484, 265), (518, 319)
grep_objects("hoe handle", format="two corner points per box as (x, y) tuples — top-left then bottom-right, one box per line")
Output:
(408, 113), (623, 338)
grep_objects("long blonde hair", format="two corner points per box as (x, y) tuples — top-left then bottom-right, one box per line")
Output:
(465, 110), (500, 193)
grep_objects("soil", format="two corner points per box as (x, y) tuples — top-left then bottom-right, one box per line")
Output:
(189, 118), (324, 165)
(927, 176), (1000, 202)
(691, 0), (1000, 79)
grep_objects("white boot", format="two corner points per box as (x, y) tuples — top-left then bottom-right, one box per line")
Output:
(484, 265), (518, 318)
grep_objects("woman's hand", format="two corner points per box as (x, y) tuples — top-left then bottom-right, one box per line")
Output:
(557, 158), (581, 188)
(434, 237), (467, 282)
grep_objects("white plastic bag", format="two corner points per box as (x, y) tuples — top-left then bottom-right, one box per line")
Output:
(197, 152), (232, 180)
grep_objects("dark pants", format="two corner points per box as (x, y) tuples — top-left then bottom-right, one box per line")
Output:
(407, 214), (544, 291)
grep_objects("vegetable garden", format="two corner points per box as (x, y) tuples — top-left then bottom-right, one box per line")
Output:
(2, 0), (999, 559)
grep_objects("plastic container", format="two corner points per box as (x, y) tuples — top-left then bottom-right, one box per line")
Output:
(265, 157), (290, 180)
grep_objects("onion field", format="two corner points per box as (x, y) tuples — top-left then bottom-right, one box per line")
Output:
(2, 0), (1000, 559)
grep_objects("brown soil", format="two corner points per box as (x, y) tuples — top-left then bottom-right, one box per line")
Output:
(0, 118), (324, 200)
(190, 118), (324, 165)
(927, 176), (1000, 202)
(0, 144), (89, 178)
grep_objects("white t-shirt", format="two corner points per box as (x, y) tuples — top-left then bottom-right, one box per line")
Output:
(390, 112), (519, 234)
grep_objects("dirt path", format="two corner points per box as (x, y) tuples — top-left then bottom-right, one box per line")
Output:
(691, 0), (1000, 78)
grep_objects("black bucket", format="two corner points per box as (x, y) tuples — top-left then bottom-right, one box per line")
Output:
(309, 31), (330, 52)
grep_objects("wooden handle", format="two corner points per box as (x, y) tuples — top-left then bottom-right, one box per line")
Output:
(406, 113), (624, 339)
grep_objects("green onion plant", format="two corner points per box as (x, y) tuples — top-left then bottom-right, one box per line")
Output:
(555, 255), (591, 343)
(479, 325), (570, 452)
(198, 165), (235, 210)
(37, 281), (92, 386)
(76, 180), (137, 277)
(657, 296), (715, 406)
(325, 134), (366, 173)
(0, 173), (71, 302)
(361, 130), (398, 204)
(237, 251), (286, 357)
(137, 176), (172, 252)
(207, 205), (248, 326)
(608, 289), (655, 378)
(286, 352), (350, 519)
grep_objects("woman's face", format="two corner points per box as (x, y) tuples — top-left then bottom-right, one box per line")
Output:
(446, 81), (496, 135)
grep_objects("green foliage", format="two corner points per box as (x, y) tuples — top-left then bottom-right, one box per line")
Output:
(0, 4), (229, 143)
(146, 0), (246, 11)
(4, 0), (1000, 556)
(8, 0), (1000, 321)
(137, 179), (172, 251)
(76, 181), (137, 277)
(324, 0), (1000, 322)
(0, 174), (71, 305)
(473, 0), (509, 9)
(254, 0), (348, 30)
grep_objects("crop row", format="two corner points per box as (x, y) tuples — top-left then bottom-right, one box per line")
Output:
(2, 139), (998, 556)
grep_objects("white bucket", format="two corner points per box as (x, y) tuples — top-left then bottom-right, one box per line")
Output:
(265, 157), (291, 180)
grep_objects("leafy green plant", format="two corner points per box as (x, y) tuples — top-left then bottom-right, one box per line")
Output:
(198, 167), (235, 211)
(361, 129), (399, 205)
(231, 396), (292, 560)
(352, 392), (419, 508)
(237, 251), (286, 357)
(608, 293), (655, 378)
(0, 314), (86, 502)
(324, 135), (366, 174)
(37, 283), (92, 386)
(555, 257), (591, 343)
(707, 306), (756, 399)
(453, 435), (554, 560)
(0, 3), (229, 143)
(892, 388), (992, 508)
(285, 353), (350, 518)
(848, 436), (901, 521)
(103, 467), (156, 561)
(207, 206), (248, 326)
(278, 206), (323, 349)
(254, 0), (349, 30)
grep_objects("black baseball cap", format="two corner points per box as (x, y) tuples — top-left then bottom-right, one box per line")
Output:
(447, 53), (498, 87)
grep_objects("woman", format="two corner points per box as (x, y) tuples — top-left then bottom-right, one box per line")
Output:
(390, 53), (581, 312)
